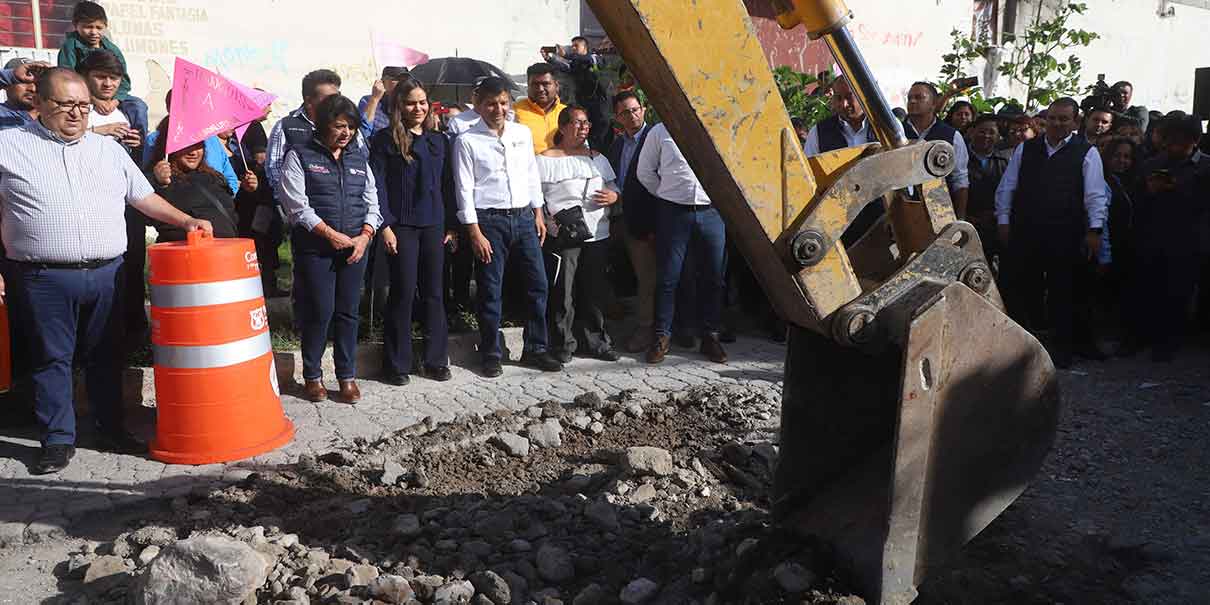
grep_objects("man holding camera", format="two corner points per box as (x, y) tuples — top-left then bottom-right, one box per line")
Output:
(995, 97), (1109, 369)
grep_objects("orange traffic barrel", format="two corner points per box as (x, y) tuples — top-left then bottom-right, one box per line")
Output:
(147, 230), (293, 464)
(0, 300), (10, 393)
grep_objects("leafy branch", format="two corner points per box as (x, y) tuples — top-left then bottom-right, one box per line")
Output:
(773, 66), (833, 129)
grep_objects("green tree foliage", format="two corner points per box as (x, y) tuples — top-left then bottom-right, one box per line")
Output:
(998, 2), (1099, 110)
(773, 66), (833, 128)
(933, 2), (1099, 112)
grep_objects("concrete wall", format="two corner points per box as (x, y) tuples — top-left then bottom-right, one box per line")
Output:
(745, 0), (1207, 113)
(48, 0), (581, 123)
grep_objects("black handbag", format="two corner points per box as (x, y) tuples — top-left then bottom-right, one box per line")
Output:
(547, 179), (593, 250)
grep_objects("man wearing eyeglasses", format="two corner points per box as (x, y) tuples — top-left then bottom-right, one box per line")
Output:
(606, 91), (658, 353)
(0, 68), (213, 475)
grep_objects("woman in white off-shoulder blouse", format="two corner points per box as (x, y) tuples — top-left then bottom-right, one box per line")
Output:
(536, 105), (621, 363)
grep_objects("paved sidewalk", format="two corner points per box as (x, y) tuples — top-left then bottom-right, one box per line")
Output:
(0, 337), (785, 544)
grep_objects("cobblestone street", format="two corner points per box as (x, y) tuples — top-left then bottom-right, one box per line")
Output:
(0, 337), (787, 546)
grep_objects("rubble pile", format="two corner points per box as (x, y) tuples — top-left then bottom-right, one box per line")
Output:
(54, 386), (866, 605)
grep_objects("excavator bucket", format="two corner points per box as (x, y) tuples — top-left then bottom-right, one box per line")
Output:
(775, 281), (1060, 604)
(583, 1), (1061, 602)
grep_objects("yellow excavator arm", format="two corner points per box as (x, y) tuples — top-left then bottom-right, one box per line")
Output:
(584, 1), (1060, 603)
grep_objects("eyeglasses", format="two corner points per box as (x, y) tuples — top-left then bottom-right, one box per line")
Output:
(569, 120), (591, 128)
(48, 98), (91, 115)
(616, 107), (642, 116)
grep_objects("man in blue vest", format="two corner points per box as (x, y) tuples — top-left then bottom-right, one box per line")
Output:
(994, 97), (1109, 369)
(904, 82), (969, 218)
(266, 69), (343, 188)
(803, 76), (900, 247)
(803, 77), (876, 156)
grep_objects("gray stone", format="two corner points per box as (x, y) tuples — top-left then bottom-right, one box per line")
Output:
(130, 526), (178, 547)
(411, 575), (446, 601)
(381, 460), (407, 486)
(572, 416), (592, 430)
(572, 583), (606, 605)
(691, 568), (710, 584)
(508, 539), (532, 553)
(622, 447), (674, 477)
(588, 422), (605, 435)
(631, 484), (659, 503)
(392, 514), (423, 538)
(434, 579), (476, 604)
(135, 536), (270, 605)
(83, 555), (130, 591)
(624, 402), (644, 418)
(619, 578), (659, 604)
(469, 570), (511, 604)
(584, 501), (620, 532)
(345, 563), (380, 587)
(370, 574), (415, 603)
(274, 533), (300, 549)
(574, 391), (605, 408)
(536, 544), (575, 583)
(491, 433), (531, 458)
(526, 419), (563, 449)
(500, 571), (528, 605)
(526, 406), (544, 418)
(773, 562), (815, 593)
(137, 545), (161, 567)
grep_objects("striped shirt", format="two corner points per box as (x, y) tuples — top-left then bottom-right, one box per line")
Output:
(0, 121), (154, 263)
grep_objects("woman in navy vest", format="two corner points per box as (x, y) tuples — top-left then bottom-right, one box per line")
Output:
(276, 95), (383, 404)
(368, 77), (456, 385)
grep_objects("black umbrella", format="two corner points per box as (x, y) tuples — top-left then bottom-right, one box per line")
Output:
(411, 57), (519, 104)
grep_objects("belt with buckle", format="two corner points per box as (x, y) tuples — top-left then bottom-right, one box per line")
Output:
(16, 257), (119, 270)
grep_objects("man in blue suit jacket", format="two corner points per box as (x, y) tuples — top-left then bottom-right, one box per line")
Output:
(606, 91), (660, 353)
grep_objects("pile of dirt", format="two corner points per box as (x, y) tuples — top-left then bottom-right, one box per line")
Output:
(53, 386), (865, 605)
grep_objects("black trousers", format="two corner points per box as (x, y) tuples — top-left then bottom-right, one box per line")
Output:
(547, 239), (612, 355)
(1136, 247), (1199, 354)
(1001, 224), (1083, 357)
(383, 224), (449, 374)
(122, 207), (149, 349)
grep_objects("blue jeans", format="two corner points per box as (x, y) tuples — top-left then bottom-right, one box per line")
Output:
(292, 230), (369, 381)
(384, 223), (448, 374)
(475, 208), (549, 362)
(654, 201), (726, 338)
(8, 258), (125, 446)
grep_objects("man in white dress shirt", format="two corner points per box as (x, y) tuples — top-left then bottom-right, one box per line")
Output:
(453, 77), (562, 378)
(994, 97), (1109, 368)
(636, 122), (728, 365)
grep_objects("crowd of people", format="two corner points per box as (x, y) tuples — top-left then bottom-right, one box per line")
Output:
(1, 1), (1208, 474)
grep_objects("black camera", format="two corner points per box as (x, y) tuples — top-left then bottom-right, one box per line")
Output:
(1081, 74), (1114, 115)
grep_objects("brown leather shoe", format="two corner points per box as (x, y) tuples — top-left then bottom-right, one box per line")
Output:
(337, 380), (361, 404)
(303, 379), (327, 402)
(701, 333), (728, 363)
(646, 335), (671, 364)
(626, 328), (655, 353)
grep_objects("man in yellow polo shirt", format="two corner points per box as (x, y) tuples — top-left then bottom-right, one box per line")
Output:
(514, 63), (567, 154)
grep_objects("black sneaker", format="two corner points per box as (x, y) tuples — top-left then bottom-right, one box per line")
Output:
(424, 365), (453, 382)
(94, 430), (148, 456)
(552, 349), (574, 364)
(32, 444), (75, 475)
(593, 348), (621, 362)
(381, 371), (410, 386)
(521, 352), (563, 372)
(482, 359), (504, 378)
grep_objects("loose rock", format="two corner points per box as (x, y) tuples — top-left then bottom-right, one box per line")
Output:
(536, 545), (575, 583)
(619, 578), (660, 604)
(773, 561), (815, 592)
(391, 514), (423, 538)
(572, 582), (606, 605)
(137, 545), (161, 567)
(490, 433), (531, 458)
(369, 574), (415, 604)
(469, 570), (511, 605)
(434, 579), (475, 604)
(526, 419), (563, 448)
(135, 536), (269, 605)
(381, 460), (407, 486)
(623, 447), (674, 477)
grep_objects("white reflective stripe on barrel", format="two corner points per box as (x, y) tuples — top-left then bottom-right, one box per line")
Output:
(150, 276), (264, 309)
(154, 331), (271, 369)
